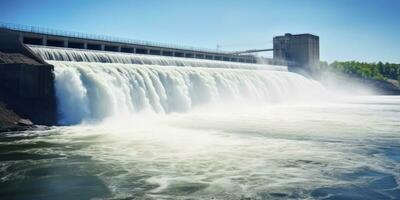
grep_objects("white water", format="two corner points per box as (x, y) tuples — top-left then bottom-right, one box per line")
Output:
(3, 97), (399, 199)
(31, 45), (286, 71)
(30, 46), (329, 125)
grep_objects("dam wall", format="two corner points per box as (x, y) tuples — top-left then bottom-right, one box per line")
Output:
(0, 25), (265, 126)
(0, 23), (317, 126)
(0, 28), (47, 64)
(0, 63), (56, 125)
(0, 23), (258, 63)
(0, 29), (56, 125)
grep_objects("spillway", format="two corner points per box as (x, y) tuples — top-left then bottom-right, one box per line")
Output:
(30, 46), (328, 125)
(30, 45), (286, 70)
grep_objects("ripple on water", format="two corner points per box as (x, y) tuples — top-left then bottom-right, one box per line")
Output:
(0, 175), (110, 200)
(311, 167), (400, 200)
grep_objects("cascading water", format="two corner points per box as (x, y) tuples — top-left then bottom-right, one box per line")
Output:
(31, 45), (287, 70)
(30, 46), (328, 125)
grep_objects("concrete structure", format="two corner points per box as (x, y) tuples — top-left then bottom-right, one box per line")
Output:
(0, 23), (258, 64)
(0, 29), (56, 125)
(0, 24), (263, 126)
(273, 33), (319, 75)
(0, 23), (321, 125)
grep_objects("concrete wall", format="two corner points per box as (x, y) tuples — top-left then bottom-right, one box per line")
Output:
(273, 33), (320, 76)
(0, 29), (57, 125)
(0, 63), (56, 125)
(5, 29), (257, 63)
(0, 29), (47, 64)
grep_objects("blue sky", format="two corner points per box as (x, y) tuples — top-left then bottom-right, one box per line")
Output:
(0, 0), (399, 63)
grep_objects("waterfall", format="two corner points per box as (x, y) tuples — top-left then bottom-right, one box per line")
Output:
(30, 46), (328, 125)
(30, 45), (287, 71)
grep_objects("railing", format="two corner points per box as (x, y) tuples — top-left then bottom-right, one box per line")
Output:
(0, 22), (235, 54)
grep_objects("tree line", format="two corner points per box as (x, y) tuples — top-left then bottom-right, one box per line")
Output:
(320, 61), (400, 84)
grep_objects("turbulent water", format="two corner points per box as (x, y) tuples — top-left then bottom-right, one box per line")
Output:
(0, 47), (399, 199)
(31, 46), (325, 125)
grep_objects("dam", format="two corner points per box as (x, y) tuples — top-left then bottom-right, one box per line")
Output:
(1, 23), (258, 63)
(2, 2), (400, 199)
(0, 23), (320, 125)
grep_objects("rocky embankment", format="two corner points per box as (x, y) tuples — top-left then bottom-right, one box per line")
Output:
(362, 78), (400, 95)
(0, 101), (34, 132)
(320, 70), (400, 95)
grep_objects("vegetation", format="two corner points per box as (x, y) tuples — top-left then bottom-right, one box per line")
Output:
(320, 61), (400, 85)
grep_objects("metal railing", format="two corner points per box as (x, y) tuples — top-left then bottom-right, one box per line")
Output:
(0, 22), (235, 54)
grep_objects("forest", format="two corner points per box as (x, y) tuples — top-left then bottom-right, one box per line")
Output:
(320, 61), (400, 85)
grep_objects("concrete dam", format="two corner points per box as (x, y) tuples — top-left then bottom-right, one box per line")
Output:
(0, 23), (321, 125)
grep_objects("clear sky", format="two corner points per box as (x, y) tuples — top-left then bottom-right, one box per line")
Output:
(0, 0), (399, 63)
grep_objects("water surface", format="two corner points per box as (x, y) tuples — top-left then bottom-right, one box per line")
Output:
(1, 96), (399, 199)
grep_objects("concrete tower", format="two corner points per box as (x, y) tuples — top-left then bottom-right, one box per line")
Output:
(273, 33), (319, 76)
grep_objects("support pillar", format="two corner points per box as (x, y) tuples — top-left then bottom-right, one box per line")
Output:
(18, 33), (23, 43)
(101, 44), (105, 51)
(42, 36), (47, 46)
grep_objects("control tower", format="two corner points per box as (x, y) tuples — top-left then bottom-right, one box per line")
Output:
(273, 33), (319, 76)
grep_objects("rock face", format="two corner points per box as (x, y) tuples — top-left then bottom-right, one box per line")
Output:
(0, 102), (21, 126)
(0, 101), (34, 132)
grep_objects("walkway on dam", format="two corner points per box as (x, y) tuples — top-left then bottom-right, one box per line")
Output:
(0, 23), (259, 63)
